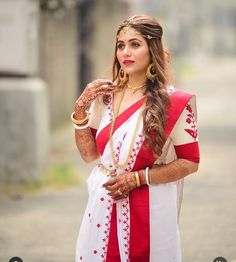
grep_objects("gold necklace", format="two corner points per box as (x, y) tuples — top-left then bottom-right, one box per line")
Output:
(109, 88), (145, 171)
(127, 83), (145, 93)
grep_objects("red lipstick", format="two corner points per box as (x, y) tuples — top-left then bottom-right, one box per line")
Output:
(123, 60), (134, 65)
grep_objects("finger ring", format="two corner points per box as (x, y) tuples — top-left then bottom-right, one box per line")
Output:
(117, 188), (122, 195)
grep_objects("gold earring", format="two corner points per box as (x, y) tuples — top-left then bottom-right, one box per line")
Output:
(119, 68), (128, 84)
(146, 63), (157, 82)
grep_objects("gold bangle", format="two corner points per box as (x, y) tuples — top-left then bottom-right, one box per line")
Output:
(134, 171), (140, 188)
(70, 111), (89, 125)
(149, 169), (152, 185)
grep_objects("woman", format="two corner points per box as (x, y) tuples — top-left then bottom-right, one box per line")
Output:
(72, 15), (200, 262)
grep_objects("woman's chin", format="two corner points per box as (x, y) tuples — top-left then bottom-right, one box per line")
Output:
(126, 70), (145, 78)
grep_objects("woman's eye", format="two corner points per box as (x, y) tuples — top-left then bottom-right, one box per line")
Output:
(131, 42), (140, 48)
(117, 43), (125, 50)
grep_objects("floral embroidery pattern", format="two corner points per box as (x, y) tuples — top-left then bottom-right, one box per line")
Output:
(124, 134), (144, 173)
(115, 141), (122, 162)
(100, 198), (113, 261)
(184, 103), (198, 140)
(107, 99), (113, 123)
(121, 133), (143, 261)
(104, 101), (144, 261)
(121, 199), (130, 262)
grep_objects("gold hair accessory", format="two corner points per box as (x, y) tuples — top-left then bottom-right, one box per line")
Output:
(143, 34), (154, 40)
(121, 26), (130, 33)
(71, 111), (89, 125)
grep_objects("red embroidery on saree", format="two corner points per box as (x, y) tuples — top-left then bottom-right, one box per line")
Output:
(115, 141), (122, 162)
(125, 134), (144, 173)
(100, 199), (113, 261)
(108, 99), (113, 122)
(122, 199), (130, 261)
(184, 103), (198, 140)
(104, 101), (144, 261)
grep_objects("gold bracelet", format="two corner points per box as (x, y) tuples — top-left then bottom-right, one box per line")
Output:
(145, 167), (150, 186)
(134, 171), (140, 188)
(70, 111), (89, 125)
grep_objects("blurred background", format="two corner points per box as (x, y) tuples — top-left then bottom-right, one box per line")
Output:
(0, 0), (235, 261)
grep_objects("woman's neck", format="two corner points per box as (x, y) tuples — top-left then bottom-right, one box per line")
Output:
(127, 73), (146, 87)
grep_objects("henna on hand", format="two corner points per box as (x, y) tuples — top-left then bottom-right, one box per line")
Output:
(74, 127), (100, 162)
(102, 172), (137, 200)
(138, 159), (199, 185)
(73, 79), (120, 161)
(74, 79), (118, 118)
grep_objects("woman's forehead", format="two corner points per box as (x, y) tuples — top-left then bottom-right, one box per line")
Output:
(117, 27), (144, 42)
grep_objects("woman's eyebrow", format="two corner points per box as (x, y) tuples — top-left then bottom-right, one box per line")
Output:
(117, 38), (143, 43)
(129, 38), (142, 42)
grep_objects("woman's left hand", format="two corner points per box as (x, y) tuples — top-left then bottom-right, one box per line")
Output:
(102, 172), (137, 201)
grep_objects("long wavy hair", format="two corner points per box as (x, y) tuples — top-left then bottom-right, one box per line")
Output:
(111, 15), (171, 155)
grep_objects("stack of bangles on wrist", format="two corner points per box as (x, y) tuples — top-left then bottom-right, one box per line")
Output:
(71, 111), (89, 129)
(134, 167), (151, 188)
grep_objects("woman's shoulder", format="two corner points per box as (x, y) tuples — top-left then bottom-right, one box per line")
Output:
(168, 86), (196, 106)
(167, 86), (195, 97)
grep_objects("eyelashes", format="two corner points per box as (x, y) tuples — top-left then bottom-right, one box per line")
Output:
(132, 42), (140, 48)
(117, 42), (140, 50)
(117, 43), (124, 49)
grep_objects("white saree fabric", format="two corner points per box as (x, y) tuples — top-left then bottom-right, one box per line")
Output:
(76, 97), (144, 262)
(76, 90), (198, 262)
(149, 94), (197, 262)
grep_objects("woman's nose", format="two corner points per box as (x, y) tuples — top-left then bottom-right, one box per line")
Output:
(123, 46), (131, 56)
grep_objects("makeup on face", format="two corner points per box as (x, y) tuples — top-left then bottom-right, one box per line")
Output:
(116, 28), (150, 77)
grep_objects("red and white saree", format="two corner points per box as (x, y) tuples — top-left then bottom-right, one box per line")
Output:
(76, 87), (199, 262)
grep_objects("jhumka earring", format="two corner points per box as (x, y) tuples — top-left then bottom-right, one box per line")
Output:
(146, 63), (157, 82)
(119, 68), (128, 84)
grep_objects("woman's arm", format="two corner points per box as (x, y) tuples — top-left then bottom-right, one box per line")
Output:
(138, 158), (198, 185)
(73, 79), (115, 163)
(103, 159), (198, 200)
(74, 127), (100, 163)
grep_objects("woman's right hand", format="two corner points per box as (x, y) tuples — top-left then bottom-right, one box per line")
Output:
(74, 79), (117, 115)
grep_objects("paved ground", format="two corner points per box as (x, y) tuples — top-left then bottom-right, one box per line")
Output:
(0, 58), (236, 262)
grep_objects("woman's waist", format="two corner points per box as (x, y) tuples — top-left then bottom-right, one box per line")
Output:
(97, 160), (153, 176)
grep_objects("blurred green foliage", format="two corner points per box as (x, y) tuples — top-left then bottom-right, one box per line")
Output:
(1, 162), (82, 197)
(25, 162), (81, 192)
(173, 57), (199, 79)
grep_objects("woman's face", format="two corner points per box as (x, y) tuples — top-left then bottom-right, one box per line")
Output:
(116, 27), (151, 77)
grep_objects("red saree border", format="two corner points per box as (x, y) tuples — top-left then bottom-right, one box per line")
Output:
(128, 89), (193, 261)
(165, 89), (193, 139)
(96, 96), (146, 156)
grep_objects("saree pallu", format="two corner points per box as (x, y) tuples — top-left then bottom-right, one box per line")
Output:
(76, 88), (198, 262)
